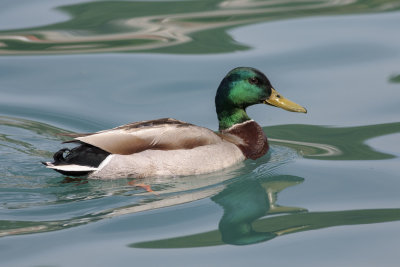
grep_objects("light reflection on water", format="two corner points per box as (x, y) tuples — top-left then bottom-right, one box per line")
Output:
(0, 0), (400, 54)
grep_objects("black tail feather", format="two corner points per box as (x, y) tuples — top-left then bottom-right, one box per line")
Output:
(46, 144), (111, 177)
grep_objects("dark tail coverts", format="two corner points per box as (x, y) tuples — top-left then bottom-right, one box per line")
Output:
(45, 143), (110, 176)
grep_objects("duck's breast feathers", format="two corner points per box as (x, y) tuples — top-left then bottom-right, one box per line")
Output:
(71, 118), (223, 155)
(220, 120), (269, 160)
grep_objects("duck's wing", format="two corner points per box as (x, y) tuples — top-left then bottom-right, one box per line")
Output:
(68, 118), (223, 155)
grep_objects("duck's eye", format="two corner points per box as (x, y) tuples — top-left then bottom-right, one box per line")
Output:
(248, 77), (259, 85)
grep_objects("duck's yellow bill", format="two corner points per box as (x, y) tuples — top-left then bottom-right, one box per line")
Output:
(264, 88), (307, 113)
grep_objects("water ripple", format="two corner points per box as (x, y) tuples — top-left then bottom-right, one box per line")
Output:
(0, 0), (399, 55)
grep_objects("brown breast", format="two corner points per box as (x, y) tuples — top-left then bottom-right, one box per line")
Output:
(220, 120), (269, 160)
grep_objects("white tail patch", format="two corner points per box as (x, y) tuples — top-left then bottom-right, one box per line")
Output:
(45, 163), (98, 172)
(96, 154), (114, 171)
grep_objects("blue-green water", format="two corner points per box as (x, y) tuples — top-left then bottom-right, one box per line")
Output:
(1, 1), (400, 266)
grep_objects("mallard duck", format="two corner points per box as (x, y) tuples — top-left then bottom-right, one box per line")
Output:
(43, 67), (306, 179)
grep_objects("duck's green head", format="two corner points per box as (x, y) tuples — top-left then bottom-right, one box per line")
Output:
(215, 67), (306, 130)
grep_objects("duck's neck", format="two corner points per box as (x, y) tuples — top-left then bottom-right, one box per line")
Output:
(220, 120), (269, 160)
(217, 108), (251, 130)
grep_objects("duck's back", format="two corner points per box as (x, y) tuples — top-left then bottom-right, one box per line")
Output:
(74, 118), (223, 155)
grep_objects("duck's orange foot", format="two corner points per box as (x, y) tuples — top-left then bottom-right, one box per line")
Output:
(128, 181), (158, 195)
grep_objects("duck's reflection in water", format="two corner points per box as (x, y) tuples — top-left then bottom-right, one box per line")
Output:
(131, 173), (400, 248)
(212, 175), (305, 245)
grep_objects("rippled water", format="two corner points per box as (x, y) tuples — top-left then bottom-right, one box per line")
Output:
(1, 1), (400, 266)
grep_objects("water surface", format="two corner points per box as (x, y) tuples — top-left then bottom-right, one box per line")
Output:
(1, 1), (400, 266)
